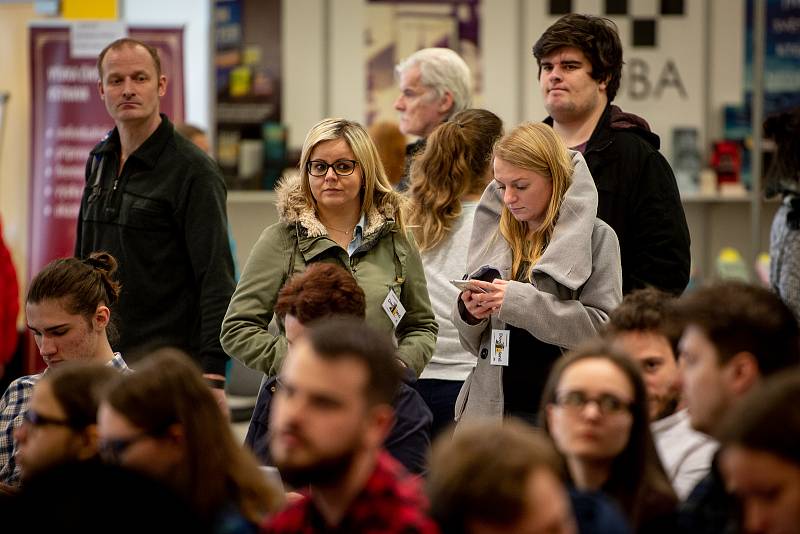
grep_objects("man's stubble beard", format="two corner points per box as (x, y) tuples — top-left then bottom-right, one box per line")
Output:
(653, 393), (682, 422)
(276, 446), (360, 489)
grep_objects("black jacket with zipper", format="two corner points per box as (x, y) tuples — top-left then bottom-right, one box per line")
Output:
(546, 104), (691, 295)
(75, 114), (235, 375)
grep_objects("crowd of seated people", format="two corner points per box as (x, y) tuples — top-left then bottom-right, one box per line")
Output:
(4, 15), (800, 534)
(4, 255), (798, 533)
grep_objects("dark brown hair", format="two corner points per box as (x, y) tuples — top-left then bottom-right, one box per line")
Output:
(27, 252), (121, 342)
(304, 316), (402, 406)
(104, 348), (279, 523)
(532, 14), (624, 102)
(719, 369), (800, 465)
(44, 363), (119, 430)
(427, 418), (564, 533)
(670, 281), (800, 376)
(409, 108), (503, 251)
(606, 287), (681, 358)
(97, 37), (162, 79)
(275, 263), (366, 322)
(539, 338), (677, 528)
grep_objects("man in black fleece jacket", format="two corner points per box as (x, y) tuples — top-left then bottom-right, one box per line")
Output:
(533, 14), (691, 295)
(75, 38), (235, 405)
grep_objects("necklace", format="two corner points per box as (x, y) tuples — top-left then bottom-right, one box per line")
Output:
(324, 223), (355, 236)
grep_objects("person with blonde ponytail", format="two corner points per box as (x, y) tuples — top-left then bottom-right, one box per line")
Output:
(452, 122), (622, 425)
(0, 252), (130, 486)
(408, 109), (503, 437)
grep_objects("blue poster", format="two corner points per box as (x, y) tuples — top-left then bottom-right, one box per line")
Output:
(744, 0), (800, 116)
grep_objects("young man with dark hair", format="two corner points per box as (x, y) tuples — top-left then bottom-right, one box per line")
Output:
(264, 317), (438, 533)
(672, 281), (800, 532)
(718, 370), (800, 534)
(532, 14), (690, 295)
(76, 38), (235, 403)
(607, 288), (717, 499)
(245, 262), (432, 475)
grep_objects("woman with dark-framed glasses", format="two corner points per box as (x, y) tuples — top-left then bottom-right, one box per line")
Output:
(13, 363), (117, 484)
(540, 338), (678, 533)
(221, 117), (436, 378)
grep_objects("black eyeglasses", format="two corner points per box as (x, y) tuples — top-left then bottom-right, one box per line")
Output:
(98, 434), (152, 464)
(22, 409), (75, 429)
(306, 159), (359, 177)
(555, 390), (632, 416)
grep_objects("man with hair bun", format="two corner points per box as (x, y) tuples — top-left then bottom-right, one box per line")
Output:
(0, 253), (129, 486)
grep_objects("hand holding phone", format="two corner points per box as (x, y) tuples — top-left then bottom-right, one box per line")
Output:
(449, 279), (488, 293)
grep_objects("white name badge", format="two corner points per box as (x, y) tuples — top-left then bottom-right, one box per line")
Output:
(382, 288), (406, 328)
(491, 329), (510, 366)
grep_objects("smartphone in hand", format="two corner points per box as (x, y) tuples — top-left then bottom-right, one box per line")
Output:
(449, 279), (488, 293)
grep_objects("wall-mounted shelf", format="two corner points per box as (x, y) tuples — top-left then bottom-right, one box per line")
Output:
(227, 190), (277, 203)
(680, 192), (780, 203)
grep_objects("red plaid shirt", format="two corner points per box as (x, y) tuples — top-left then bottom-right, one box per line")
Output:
(262, 451), (439, 534)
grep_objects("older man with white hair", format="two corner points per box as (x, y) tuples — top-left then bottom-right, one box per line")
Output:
(393, 47), (471, 190)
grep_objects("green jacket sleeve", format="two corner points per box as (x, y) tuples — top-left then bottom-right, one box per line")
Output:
(220, 223), (292, 376)
(395, 230), (438, 375)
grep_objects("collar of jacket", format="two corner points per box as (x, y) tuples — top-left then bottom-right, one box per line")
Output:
(543, 105), (615, 155)
(468, 150), (599, 290)
(91, 113), (174, 170)
(275, 173), (400, 240)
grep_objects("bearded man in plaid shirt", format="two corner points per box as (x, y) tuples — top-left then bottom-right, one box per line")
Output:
(262, 317), (438, 534)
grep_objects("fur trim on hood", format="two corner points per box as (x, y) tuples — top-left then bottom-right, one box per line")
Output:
(274, 173), (400, 238)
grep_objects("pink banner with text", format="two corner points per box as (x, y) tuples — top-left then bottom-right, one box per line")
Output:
(26, 25), (183, 373)
(28, 25), (184, 281)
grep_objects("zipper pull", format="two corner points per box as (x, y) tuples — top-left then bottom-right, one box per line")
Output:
(112, 179), (119, 191)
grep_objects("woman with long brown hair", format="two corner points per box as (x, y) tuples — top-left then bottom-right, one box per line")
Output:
(541, 339), (678, 532)
(407, 109), (503, 436)
(97, 348), (281, 532)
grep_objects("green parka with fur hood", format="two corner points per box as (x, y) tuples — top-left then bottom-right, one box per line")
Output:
(221, 175), (438, 376)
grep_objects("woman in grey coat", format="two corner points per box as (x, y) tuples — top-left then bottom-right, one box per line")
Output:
(452, 122), (622, 425)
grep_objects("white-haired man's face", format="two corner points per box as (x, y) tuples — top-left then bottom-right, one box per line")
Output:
(393, 64), (452, 138)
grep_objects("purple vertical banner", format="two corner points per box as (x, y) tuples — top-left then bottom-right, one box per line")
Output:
(27, 25), (184, 372)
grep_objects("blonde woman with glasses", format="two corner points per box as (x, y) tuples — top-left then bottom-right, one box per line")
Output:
(222, 118), (437, 378)
(452, 122), (622, 425)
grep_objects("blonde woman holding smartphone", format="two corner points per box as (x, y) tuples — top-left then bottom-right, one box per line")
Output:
(453, 122), (622, 425)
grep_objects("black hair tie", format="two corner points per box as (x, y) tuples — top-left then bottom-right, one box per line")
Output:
(83, 257), (107, 270)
